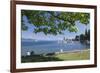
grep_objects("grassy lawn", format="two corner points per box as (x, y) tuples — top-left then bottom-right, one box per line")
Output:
(54, 50), (90, 60)
(21, 55), (63, 63)
(21, 49), (90, 63)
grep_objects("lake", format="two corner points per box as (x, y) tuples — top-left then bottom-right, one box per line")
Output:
(21, 40), (90, 56)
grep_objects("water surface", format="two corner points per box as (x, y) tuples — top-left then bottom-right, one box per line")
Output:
(21, 40), (90, 56)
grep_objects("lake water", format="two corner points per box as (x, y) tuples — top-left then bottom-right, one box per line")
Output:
(21, 40), (90, 56)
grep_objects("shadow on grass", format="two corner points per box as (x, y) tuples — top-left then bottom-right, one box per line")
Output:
(21, 55), (63, 63)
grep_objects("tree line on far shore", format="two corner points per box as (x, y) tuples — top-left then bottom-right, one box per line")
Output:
(75, 29), (90, 43)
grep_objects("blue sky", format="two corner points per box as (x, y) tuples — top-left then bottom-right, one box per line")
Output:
(22, 14), (90, 41)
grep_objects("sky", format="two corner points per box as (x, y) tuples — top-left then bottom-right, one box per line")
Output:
(21, 13), (90, 41)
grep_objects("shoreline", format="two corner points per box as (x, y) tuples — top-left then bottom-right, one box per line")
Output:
(55, 49), (90, 54)
(21, 49), (90, 63)
(22, 48), (90, 56)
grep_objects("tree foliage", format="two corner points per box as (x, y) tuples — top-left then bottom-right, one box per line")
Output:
(21, 10), (90, 35)
(79, 29), (90, 42)
(75, 35), (80, 41)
